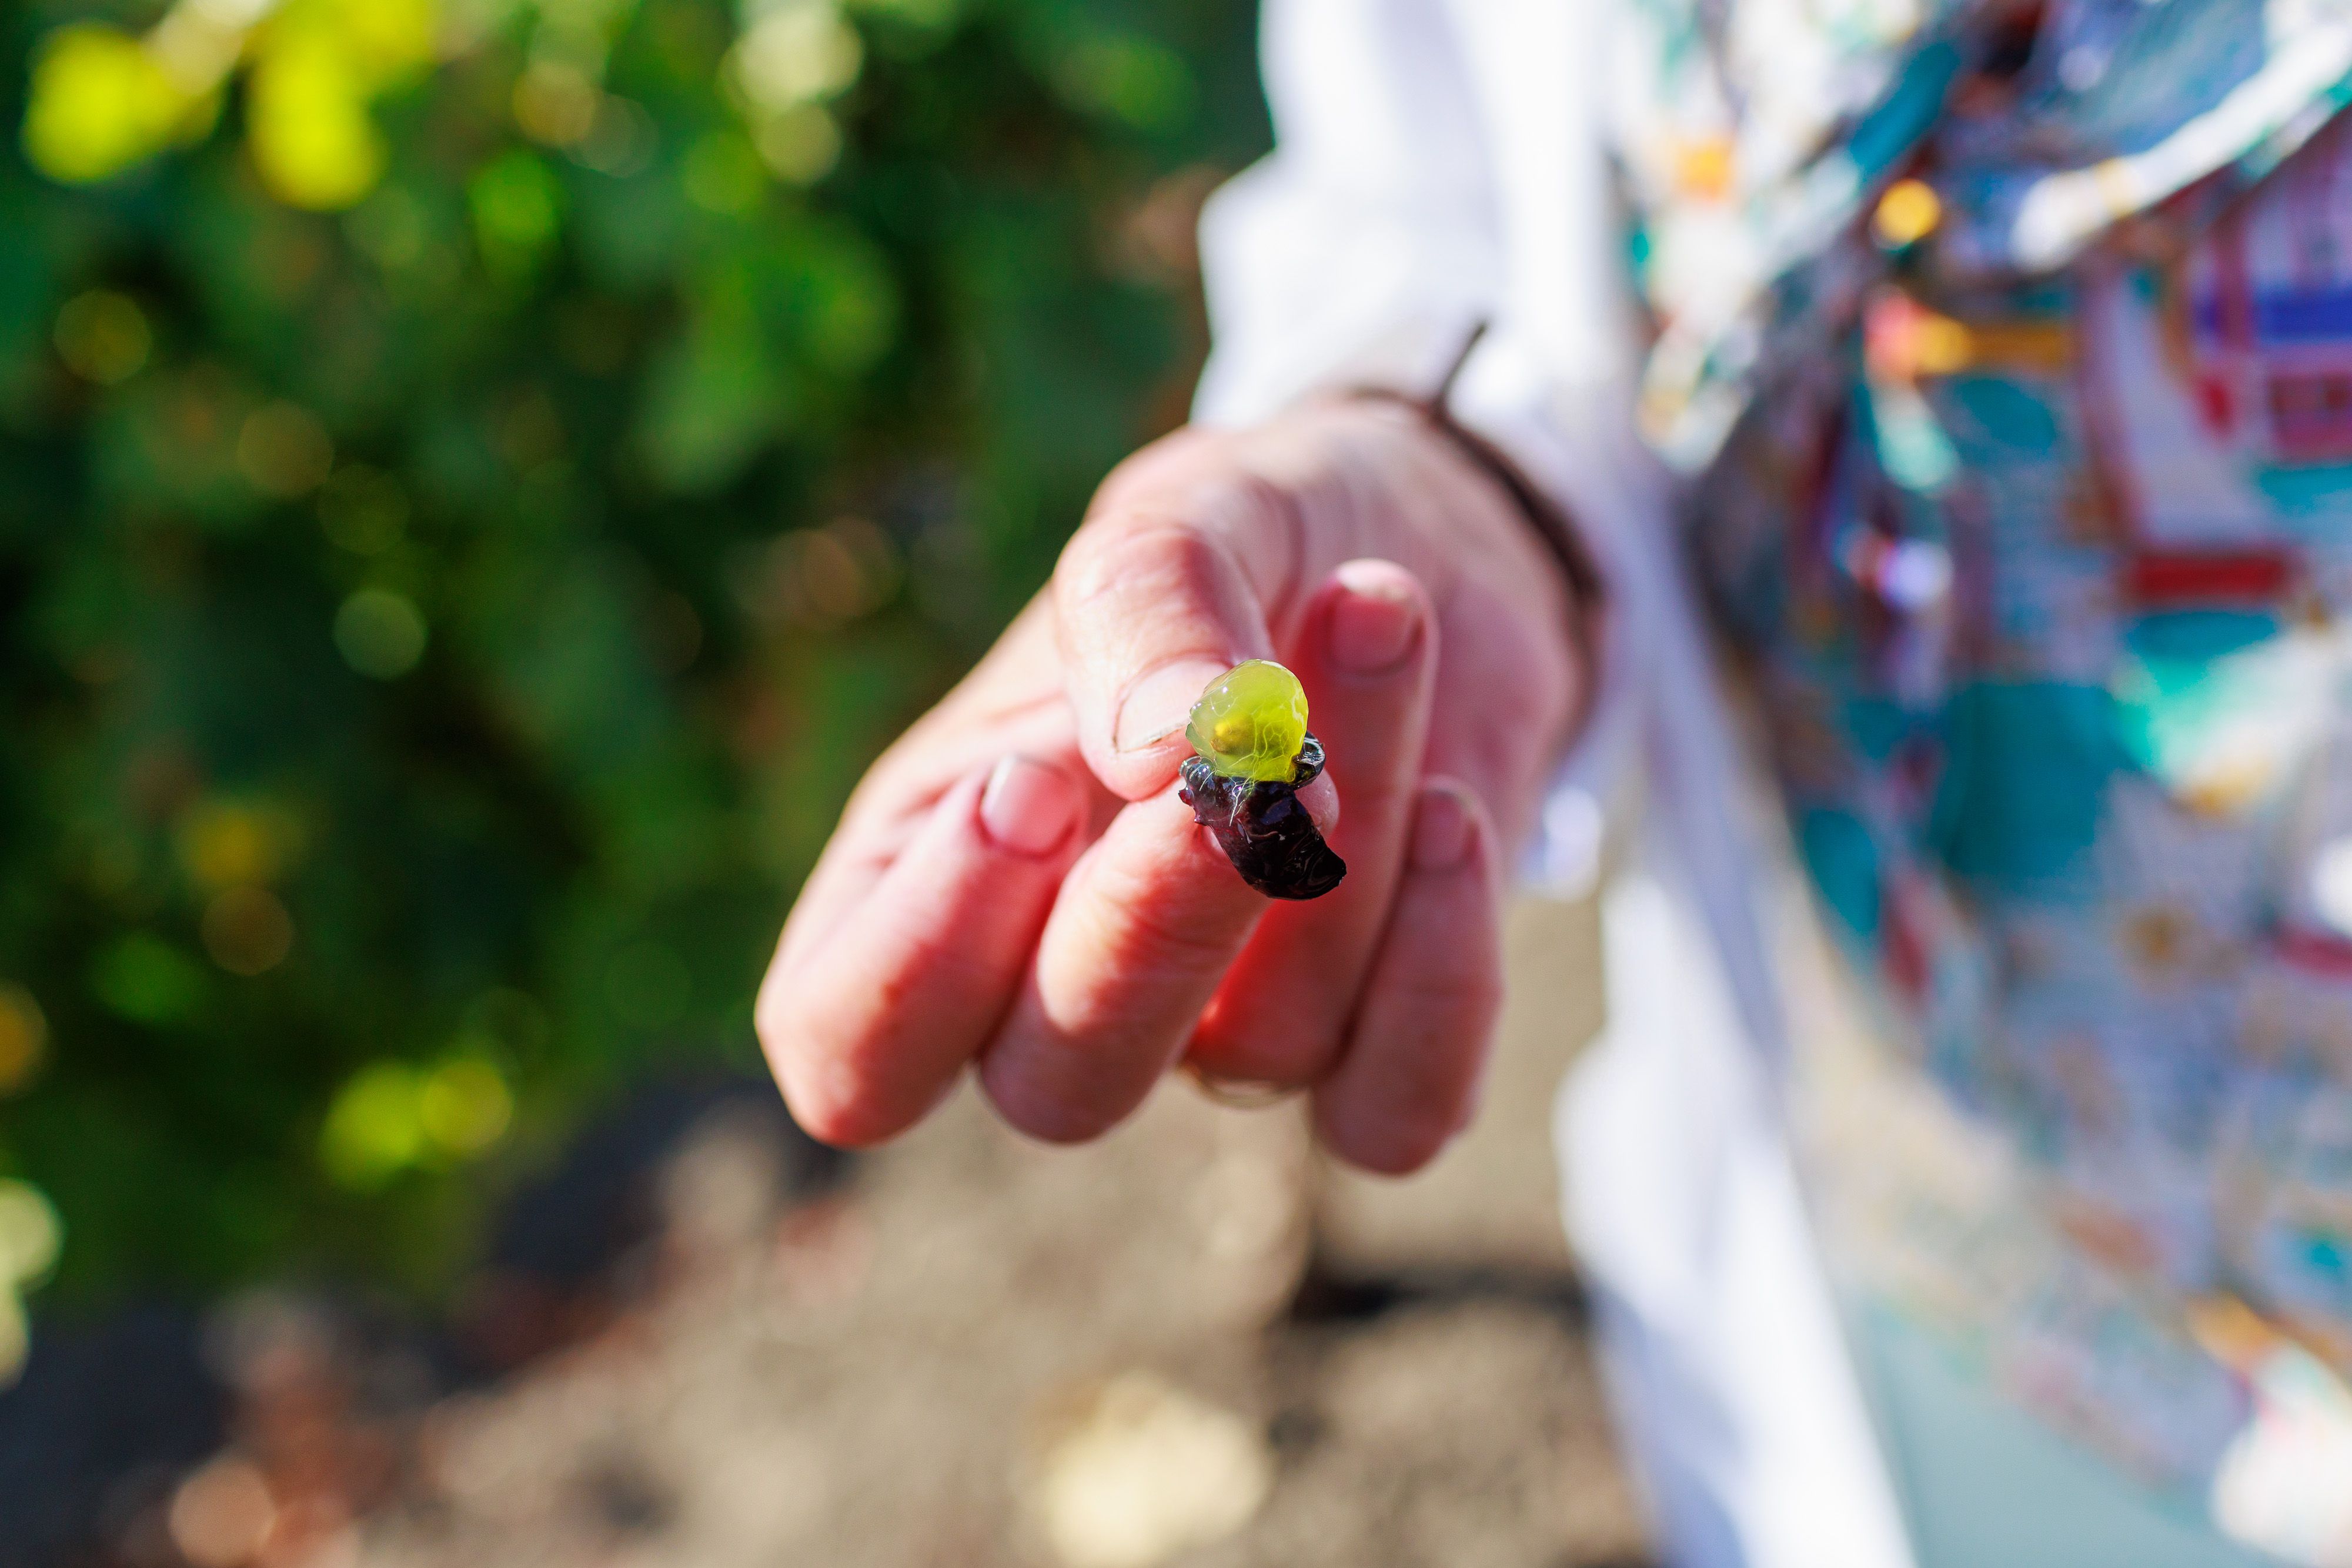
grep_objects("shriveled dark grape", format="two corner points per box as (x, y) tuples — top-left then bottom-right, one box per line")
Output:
(1179, 731), (1347, 901)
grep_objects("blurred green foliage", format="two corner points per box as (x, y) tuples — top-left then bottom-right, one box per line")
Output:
(0, 0), (1267, 1308)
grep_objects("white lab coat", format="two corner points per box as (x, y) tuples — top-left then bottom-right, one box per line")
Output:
(1191, 3), (1917, 1564)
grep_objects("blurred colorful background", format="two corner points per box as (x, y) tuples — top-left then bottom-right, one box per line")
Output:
(0, 0), (1265, 1316)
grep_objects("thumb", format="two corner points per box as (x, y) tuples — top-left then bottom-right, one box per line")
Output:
(1052, 427), (1301, 801)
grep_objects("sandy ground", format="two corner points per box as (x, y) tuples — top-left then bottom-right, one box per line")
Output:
(8, 895), (1651, 1568)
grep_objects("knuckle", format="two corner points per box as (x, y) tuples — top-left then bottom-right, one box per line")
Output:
(1058, 469), (1301, 630)
(1088, 845), (1258, 977)
(1085, 452), (1179, 520)
(1057, 515), (1224, 616)
(1085, 426), (1245, 518)
(1116, 888), (1251, 974)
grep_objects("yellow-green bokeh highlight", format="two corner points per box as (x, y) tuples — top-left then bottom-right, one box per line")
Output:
(21, 0), (439, 209)
(0, 1182), (62, 1385)
(21, 25), (215, 185)
(319, 1058), (514, 1191)
(335, 589), (428, 678)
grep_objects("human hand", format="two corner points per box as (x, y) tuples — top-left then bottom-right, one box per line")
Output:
(755, 397), (1588, 1172)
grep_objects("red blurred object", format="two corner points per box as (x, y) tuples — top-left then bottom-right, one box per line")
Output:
(2122, 547), (2298, 607)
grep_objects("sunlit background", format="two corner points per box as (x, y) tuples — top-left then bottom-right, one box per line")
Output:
(0, 0), (1262, 1313)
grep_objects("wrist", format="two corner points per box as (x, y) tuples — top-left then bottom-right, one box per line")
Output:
(1354, 388), (1601, 620)
(1347, 388), (1606, 755)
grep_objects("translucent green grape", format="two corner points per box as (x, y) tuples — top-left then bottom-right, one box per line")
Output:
(1186, 659), (1308, 783)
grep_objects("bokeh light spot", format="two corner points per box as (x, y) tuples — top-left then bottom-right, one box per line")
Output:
(22, 24), (203, 185)
(469, 150), (565, 282)
(418, 1059), (513, 1155)
(336, 0), (439, 78)
(747, 517), (903, 630)
(90, 934), (211, 1025)
(754, 104), (841, 184)
(237, 402), (335, 496)
(334, 589), (428, 678)
(319, 1063), (427, 1190)
(168, 1456), (278, 1568)
(246, 32), (388, 210)
(682, 132), (768, 214)
(0, 1296), (24, 1387)
(177, 800), (300, 890)
(1053, 34), (1194, 132)
(1874, 178), (1945, 248)
(514, 59), (599, 146)
(0, 1182), (63, 1290)
(574, 95), (657, 177)
(1033, 1371), (1271, 1568)
(0, 985), (44, 1099)
(733, 4), (864, 111)
(2310, 835), (2352, 937)
(53, 290), (153, 384)
(319, 1052), (512, 1191)
(0, 1180), (61, 1385)
(201, 886), (296, 977)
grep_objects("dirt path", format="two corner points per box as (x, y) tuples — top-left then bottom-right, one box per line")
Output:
(15, 898), (1650, 1568)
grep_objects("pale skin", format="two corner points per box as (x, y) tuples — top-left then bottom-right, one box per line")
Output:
(754, 397), (1587, 1175)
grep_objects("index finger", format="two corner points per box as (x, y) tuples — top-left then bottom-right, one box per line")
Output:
(1053, 428), (1307, 801)
(977, 786), (1268, 1142)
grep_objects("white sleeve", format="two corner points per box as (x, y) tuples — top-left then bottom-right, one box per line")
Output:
(1194, 0), (1640, 419)
(1191, 0), (1506, 424)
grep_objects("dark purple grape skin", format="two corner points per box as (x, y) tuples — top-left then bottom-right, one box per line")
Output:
(1177, 731), (1348, 900)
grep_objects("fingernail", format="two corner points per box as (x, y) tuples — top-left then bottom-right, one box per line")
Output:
(1114, 657), (1232, 754)
(1409, 786), (1477, 871)
(1327, 560), (1419, 675)
(980, 755), (1081, 857)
